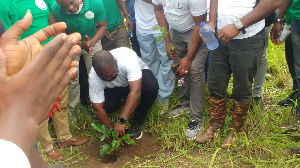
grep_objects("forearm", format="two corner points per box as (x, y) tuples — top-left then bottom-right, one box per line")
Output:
(209, 0), (218, 24)
(186, 26), (201, 60)
(241, 0), (283, 28)
(117, 0), (130, 15)
(90, 25), (107, 47)
(154, 5), (171, 43)
(120, 91), (141, 120)
(278, 0), (292, 19)
(93, 106), (113, 129)
(0, 113), (39, 159)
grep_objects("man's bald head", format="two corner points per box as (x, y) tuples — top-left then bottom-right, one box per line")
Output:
(92, 50), (115, 72)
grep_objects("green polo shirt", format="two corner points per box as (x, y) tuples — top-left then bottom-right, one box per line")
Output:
(101, 0), (123, 32)
(52, 0), (106, 40)
(15, 0), (53, 45)
(0, 0), (18, 31)
(290, 0), (300, 20)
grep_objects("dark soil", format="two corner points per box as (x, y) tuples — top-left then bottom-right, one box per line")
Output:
(68, 132), (162, 167)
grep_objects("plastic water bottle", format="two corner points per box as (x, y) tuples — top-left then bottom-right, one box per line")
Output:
(199, 22), (219, 50)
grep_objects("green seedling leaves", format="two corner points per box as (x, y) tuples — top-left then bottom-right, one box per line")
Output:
(100, 144), (109, 157)
(123, 140), (136, 145)
(112, 129), (117, 139)
(120, 134), (133, 140)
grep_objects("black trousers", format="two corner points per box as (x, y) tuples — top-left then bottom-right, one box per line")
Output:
(103, 69), (158, 124)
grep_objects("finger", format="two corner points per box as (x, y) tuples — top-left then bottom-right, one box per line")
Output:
(29, 33), (68, 73)
(0, 10), (32, 45)
(0, 49), (7, 79)
(55, 67), (78, 95)
(69, 61), (78, 69)
(52, 44), (81, 85)
(85, 35), (90, 41)
(32, 22), (67, 44)
(47, 35), (80, 76)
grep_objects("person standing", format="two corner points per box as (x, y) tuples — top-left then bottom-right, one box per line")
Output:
(195, 0), (282, 148)
(153, 0), (208, 140)
(52, 0), (108, 113)
(135, 0), (175, 106)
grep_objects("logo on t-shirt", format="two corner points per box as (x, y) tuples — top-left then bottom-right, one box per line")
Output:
(35, 0), (47, 10)
(85, 11), (94, 20)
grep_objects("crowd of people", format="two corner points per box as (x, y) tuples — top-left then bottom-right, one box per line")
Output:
(0, 0), (299, 167)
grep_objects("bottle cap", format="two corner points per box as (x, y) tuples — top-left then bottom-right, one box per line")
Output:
(200, 22), (205, 27)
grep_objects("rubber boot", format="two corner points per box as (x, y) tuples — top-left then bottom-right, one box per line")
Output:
(222, 100), (251, 149)
(195, 96), (227, 144)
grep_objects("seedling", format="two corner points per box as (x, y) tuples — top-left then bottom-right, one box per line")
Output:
(91, 123), (136, 157)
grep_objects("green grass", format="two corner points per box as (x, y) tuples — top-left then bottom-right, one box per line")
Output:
(45, 39), (300, 167)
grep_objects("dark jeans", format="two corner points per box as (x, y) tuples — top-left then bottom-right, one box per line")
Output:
(205, 51), (210, 82)
(285, 35), (298, 91)
(208, 29), (266, 102)
(130, 24), (141, 57)
(103, 69), (158, 124)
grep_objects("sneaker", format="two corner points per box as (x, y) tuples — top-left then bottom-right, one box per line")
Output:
(126, 123), (143, 140)
(168, 105), (189, 118)
(250, 97), (263, 112)
(280, 120), (300, 133)
(277, 91), (298, 106)
(291, 139), (300, 154)
(186, 120), (201, 140)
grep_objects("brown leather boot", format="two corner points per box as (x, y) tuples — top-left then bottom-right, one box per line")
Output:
(222, 100), (251, 149)
(195, 96), (227, 144)
(58, 136), (88, 147)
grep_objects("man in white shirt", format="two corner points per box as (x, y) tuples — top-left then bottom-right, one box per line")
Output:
(152, 0), (208, 140)
(135, 0), (175, 106)
(89, 47), (158, 139)
(195, 0), (283, 148)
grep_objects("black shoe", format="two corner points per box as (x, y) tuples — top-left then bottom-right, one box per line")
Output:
(250, 97), (263, 112)
(280, 120), (300, 133)
(291, 139), (300, 154)
(126, 122), (143, 140)
(277, 91), (298, 106)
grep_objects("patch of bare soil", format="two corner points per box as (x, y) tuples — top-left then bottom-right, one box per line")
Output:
(69, 132), (162, 167)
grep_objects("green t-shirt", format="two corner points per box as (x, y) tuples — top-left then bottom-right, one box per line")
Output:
(102, 0), (123, 32)
(0, 0), (18, 31)
(52, 0), (106, 40)
(290, 0), (300, 20)
(15, 0), (53, 45)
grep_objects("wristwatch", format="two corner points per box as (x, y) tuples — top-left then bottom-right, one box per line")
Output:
(118, 117), (127, 124)
(234, 20), (246, 34)
(124, 14), (131, 18)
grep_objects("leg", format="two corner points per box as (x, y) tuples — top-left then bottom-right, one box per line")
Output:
(155, 33), (175, 102)
(130, 24), (141, 57)
(83, 42), (102, 75)
(103, 87), (130, 113)
(131, 69), (158, 124)
(68, 52), (82, 112)
(114, 21), (131, 49)
(292, 31), (300, 119)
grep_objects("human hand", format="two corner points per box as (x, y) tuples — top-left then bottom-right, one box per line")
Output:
(270, 21), (282, 45)
(104, 31), (113, 40)
(126, 18), (133, 33)
(166, 42), (176, 61)
(199, 21), (216, 43)
(114, 122), (126, 138)
(82, 35), (92, 54)
(217, 24), (240, 43)
(177, 57), (192, 76)
(0, 11), (81, 125)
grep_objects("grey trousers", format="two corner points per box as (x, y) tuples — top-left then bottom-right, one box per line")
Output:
(208, 29), (267, 102)
(171, 29), (208, 122)
(252, 27), (270, 98)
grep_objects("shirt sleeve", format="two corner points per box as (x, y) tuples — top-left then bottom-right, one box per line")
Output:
(94, 0), (106, 22)
(152, 0), (161, 5)
(0, 139), (30, 168)
(189, 0), (207, 16)
(51, 3), (62, 22)
(125, 55), (142, 82)
(88, 69), (105, 103)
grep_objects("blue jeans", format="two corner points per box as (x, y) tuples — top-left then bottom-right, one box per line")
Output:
(137, 32), (175, 102)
